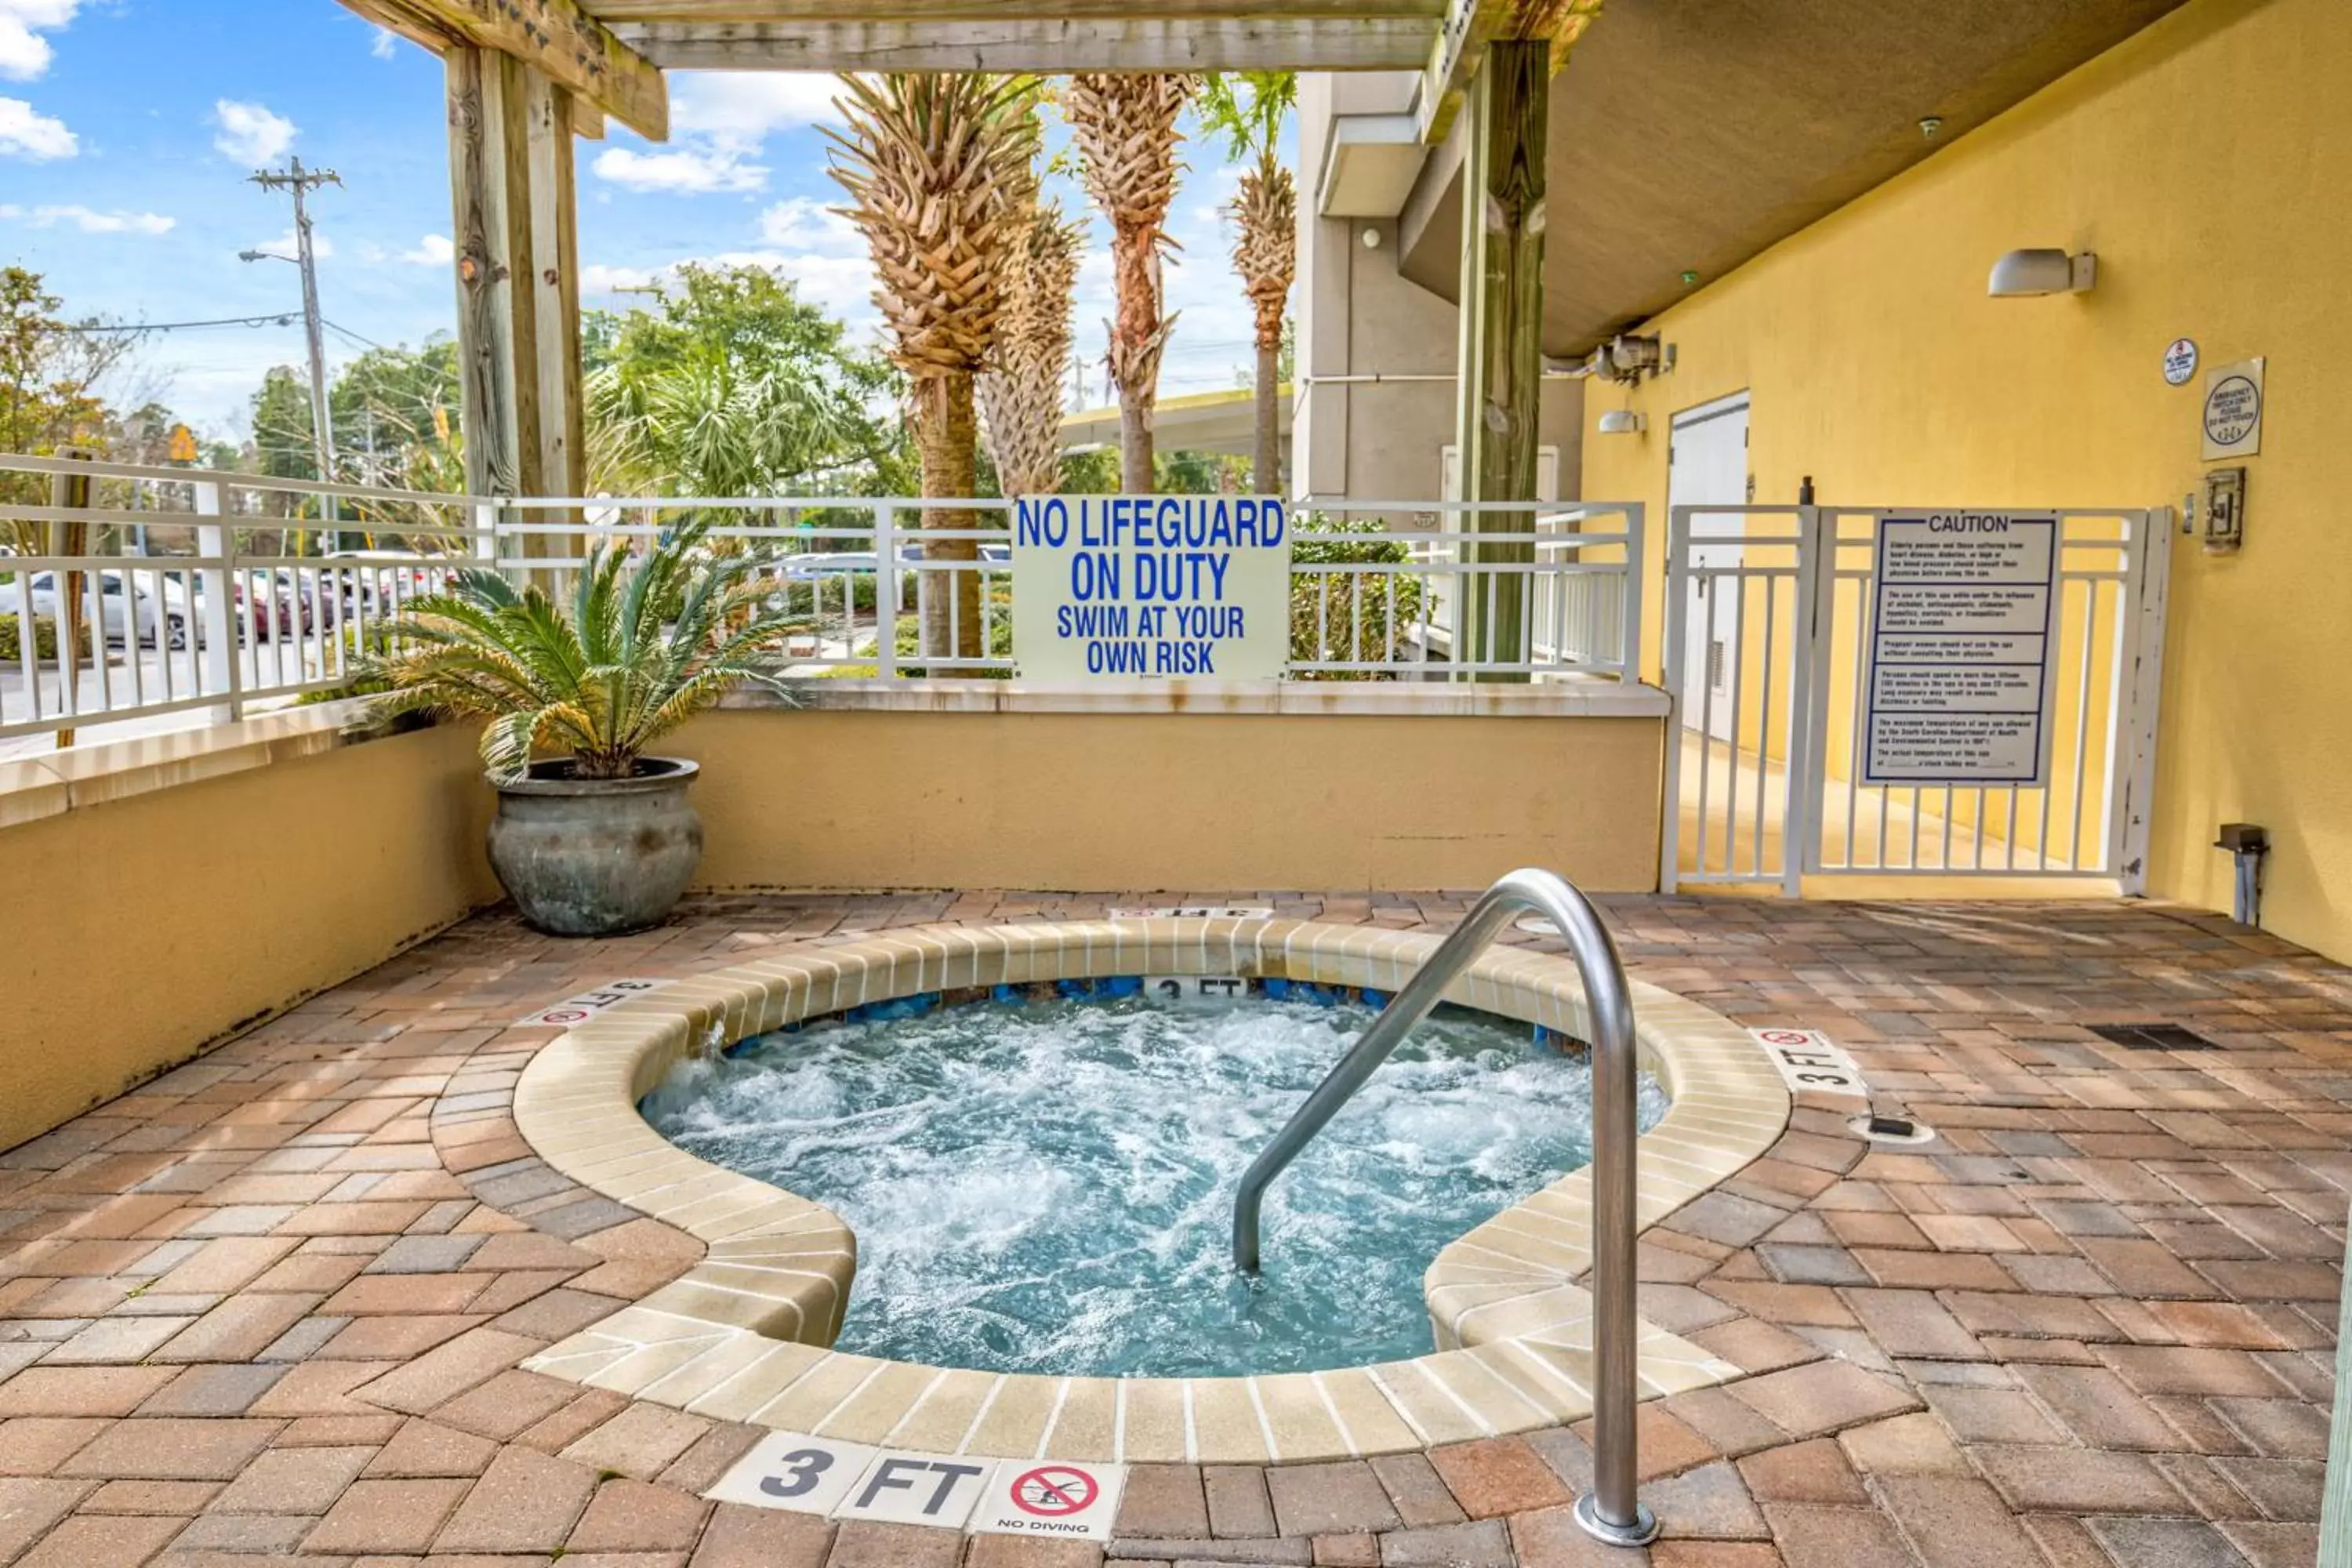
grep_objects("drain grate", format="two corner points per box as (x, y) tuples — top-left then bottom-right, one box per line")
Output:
(2088, 1022), (2221, 1052)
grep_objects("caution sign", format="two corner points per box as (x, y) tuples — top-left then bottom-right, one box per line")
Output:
(1749, 1027), (1867, 1100)
(971, 1459), (1127, 1541)
(1861, 514), (2060, 788)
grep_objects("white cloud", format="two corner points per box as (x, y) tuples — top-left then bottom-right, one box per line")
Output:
(368, 27), (397, 60)
(580, 263), (659, 296)
(245, 226), (333, 262)
(757, 196), (861, 254)
(587, 76), (851, 198)
(592, 143), (765, 194)
(672, 74), (845, 142)
(0, 201), (171, 234)
(0, 0), (76, 82)
(0, 94), (71, 158)
(212, 99), (295, 165)
(399, 232), (453, 265)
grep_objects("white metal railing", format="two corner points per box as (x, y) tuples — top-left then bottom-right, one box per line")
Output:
(499, 492), (1645, 683)
(1661, 503), (2169, 893)
(0, 453), (491, 742)
(0, 454), (1646, 745)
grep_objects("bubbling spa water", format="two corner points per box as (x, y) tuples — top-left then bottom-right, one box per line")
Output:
(643, 991), (1666, 1378)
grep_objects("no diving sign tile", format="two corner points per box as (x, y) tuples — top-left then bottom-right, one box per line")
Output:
(971, 1460), (1127, 1541)
(708, 1434), (1127, 1542)
(1749, 1027), (1868, 1099)
(515, 977), (671, 1028)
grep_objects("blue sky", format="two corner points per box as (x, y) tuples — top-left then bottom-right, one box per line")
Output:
(0, 1), (1274, 440)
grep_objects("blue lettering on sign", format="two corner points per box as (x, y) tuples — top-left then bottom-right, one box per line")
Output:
(1015, 495), (1070, 547)
(1022, 495), (1288, 677)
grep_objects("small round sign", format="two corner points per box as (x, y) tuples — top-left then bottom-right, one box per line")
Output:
(2203, 373), (2262, 450)
(1011, 1466), (1098, 1518)
(2161, 337), (2198, 387)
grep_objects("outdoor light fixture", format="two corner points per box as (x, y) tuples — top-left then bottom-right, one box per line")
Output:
(1987, 249), (2097, 297)
(1596, 409), (1645, 435)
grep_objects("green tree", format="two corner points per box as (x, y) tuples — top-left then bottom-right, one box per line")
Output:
(0, 267), (136, 541)
(583, 264), (907, 507)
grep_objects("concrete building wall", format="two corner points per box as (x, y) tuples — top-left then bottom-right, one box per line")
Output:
(1581, 0), (2352, 960)
(1294, 74), (1584, 509)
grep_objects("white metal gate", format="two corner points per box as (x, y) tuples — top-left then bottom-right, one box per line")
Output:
(1661, 504), (2172, 895)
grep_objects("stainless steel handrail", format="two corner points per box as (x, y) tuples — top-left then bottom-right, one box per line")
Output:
(1229, 867), (1657, 1548)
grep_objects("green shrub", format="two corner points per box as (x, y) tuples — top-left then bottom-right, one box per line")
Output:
(1289, 517), (1426, 679)
(0, 615), (59, 662)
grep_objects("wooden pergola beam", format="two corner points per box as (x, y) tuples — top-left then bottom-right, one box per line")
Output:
(1417, 0), (1599, 141)
(612, 17), (1437, 72)
(342, 0), (668, 140)
(593, 0), (1445, 15)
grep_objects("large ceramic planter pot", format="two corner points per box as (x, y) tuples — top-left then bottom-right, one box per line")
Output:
(486, 757), (702, 937)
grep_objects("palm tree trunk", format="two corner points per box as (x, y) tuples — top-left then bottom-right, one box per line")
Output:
(913, 372), (982, 662)
(1112, 229), (1159, 493)
(1254, 339), (1281, 495)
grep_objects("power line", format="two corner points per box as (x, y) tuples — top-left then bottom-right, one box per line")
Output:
(62, 313), (299, 335)
(321, 318), (387, 351)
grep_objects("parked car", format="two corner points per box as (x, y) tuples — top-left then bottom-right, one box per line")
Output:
(323, 550), (459, 618)
(18, 570), (195, 649)
(227, 568), (318, 643)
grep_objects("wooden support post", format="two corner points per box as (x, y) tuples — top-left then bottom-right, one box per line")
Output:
(526, 69), (586, 555)
(448, 48), (584, 567)
(1454, 38), (1547, 681)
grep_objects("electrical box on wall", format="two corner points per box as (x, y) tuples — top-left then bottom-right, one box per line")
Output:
(2202, 465), (2246, 554)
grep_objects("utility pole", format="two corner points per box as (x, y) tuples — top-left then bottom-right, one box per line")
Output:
(245, 158), (343, 550)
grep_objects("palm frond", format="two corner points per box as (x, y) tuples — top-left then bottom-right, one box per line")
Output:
(368, 524), (800, 780)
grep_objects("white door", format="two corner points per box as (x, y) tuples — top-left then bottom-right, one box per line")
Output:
(1668, 395), (1749, 742)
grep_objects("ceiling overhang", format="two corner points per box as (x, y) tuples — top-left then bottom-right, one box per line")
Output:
(1395, 0), (2194, 359)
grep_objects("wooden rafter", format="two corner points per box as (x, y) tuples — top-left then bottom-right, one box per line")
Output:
(588, 0), (1446, 15)
(340, 0), (668, 140)
(612, 16), (1436, 71)
(1417, 0), (1601, 141)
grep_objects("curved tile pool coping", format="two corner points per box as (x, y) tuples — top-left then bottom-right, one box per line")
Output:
(508, 918), (1791, 1465)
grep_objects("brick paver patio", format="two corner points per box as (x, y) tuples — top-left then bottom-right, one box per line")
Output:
(0, 891), (2341, 1566)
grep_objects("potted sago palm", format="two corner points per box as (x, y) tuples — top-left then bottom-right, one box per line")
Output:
(361, 521), (797, 936)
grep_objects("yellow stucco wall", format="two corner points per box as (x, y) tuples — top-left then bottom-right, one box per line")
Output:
(0, 723), (497, 1151)
(1582, 0), (2352, 957)
(669, 707), (1664, 893)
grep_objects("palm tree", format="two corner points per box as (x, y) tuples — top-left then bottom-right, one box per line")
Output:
(978, 184), (1084, 499)
(1200, 71), (1298, 496)
(827, 74), (1040, 659)
(1063, 71), (1200, 493)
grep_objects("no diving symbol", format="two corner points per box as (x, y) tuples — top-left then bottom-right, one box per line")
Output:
(1755, 1029), (1810, 1047)
(1012, 1466), (1098, 1518)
